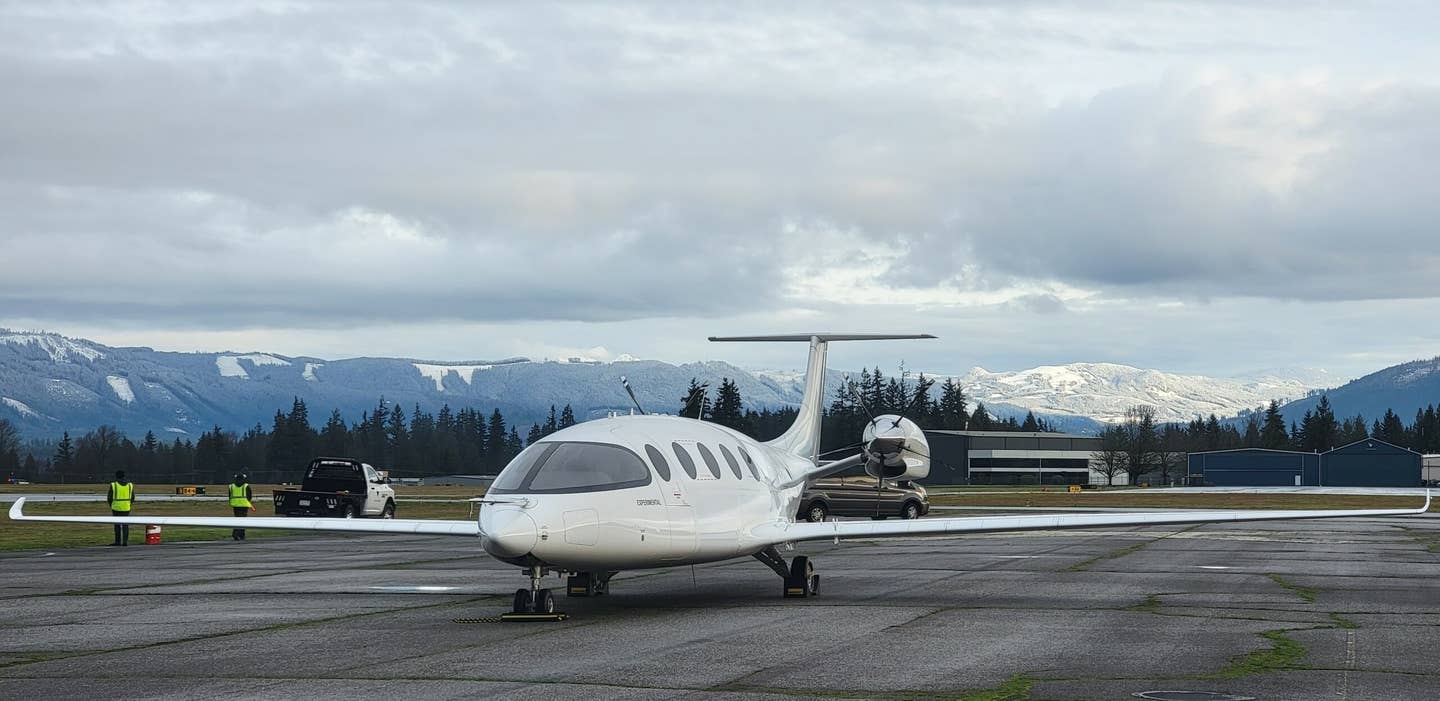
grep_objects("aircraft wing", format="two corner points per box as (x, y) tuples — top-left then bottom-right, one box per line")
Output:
(754, 491), (1431, 545)
(7, 498), (479, 536)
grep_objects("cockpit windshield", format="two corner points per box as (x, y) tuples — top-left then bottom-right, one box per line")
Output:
(489, 442), (652, 494)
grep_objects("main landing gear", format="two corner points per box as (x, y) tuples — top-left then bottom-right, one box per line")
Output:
(566, 571), (615, 597)
(755, 546), (820, 598)
(503, 564), (568, 621)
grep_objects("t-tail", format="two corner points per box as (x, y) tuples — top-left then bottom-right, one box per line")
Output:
(708, 333), (936, 467)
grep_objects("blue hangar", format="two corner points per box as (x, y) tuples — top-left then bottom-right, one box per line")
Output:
(1188, 439), (1421, 487)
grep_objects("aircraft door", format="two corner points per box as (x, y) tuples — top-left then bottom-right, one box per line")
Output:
(643, 442), (697, 560)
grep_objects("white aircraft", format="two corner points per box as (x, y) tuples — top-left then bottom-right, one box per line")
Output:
(9, 334), (1432, 618)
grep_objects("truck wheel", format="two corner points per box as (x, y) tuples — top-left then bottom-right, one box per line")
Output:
(901, 502), (921, 520)
(381, 501), (395, 519)
(804, 502), (827, 523)
(341, 504), (356, 519)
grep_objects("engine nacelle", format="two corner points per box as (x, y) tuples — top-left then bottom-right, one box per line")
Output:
(861, 415), (930, 481)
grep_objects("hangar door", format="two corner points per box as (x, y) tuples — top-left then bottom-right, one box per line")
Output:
(1322, 440), (1421, 487)
(1193, 449), (1313, 487)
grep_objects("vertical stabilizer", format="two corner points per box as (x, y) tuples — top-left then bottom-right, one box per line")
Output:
(708, 333), (935, 465)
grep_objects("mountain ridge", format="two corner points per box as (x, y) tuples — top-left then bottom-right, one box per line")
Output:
(1, 329), (1341, 440)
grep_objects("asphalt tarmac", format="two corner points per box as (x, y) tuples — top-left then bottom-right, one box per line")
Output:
(2, 513), (1438, 700)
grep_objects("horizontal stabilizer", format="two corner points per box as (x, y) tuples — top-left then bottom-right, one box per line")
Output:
(709, 333), (936, 342)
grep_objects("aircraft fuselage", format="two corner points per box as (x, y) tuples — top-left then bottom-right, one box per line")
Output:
(479, 415), (814, 571)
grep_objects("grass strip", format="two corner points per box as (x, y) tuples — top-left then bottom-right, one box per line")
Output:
(1216, 629), (1309, 678)
(1265, 573), (1318, 604)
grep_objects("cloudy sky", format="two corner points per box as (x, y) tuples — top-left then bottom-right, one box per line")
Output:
(3, 1), (1439, 380)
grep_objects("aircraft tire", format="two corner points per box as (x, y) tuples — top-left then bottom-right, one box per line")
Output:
(535, 589), (555, 614)
(513, 588), (532, 614)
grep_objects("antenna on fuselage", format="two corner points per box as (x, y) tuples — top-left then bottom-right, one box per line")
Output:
(620, 376), (647, 415)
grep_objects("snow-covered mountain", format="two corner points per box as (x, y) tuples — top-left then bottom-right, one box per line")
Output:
(0, 330), (811, 439)
(0, 330), (1339, 439)
(957, 363), (1332, 425)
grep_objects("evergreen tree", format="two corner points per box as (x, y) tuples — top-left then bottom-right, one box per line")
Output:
(506, 426), (524, 461)
(1242, 411), (1262, 447)
(969, 403), (993, 431)
(1261, 400), (1284, 449)
(1309, 395), (1338, 451)
(526, 423), (544, 446)
(53, 431), (74, 482)
(559, 404), (577, 428)
(485, 409), (508, 469)
(1338, 414), (1368, 445)
(321, 409), (348, 456)
(679, 379), (710, 419)
(936, 378), (968, 430)
(386, 404), (409, 471)
(862, 367), (885, 415)
(1377, 408), (1406, 445)
(710, 378), (746, 431)
(904, 373), (935, 423)
(1020, 411), (1041, 432)
(545, 405), (558, 436)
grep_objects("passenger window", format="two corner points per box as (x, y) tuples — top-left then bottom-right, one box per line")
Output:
(672, 442), (698, 479)
(644, 444), (672, 481)
(738, 446), (761, 481)
(696, 444), (722, 479)
(719, 445), (743, 479)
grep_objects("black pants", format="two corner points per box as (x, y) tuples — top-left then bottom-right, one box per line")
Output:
(232, 507), (247, 540)
(112, 510), (129, 545)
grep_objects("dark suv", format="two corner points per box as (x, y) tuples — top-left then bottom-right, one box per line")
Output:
(797, 476), (929, 522)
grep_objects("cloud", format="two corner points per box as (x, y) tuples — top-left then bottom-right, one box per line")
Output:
(2, 1), (1440, 378)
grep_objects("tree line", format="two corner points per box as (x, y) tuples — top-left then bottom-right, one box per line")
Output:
(12, 370), (1430, 487)
(1089, 395), (1440, 487)
(5, 398), (577, 484)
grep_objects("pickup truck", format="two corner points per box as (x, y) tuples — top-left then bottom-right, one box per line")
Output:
(273, 457), (396, 519)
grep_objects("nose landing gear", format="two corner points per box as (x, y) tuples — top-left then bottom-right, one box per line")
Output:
(502, 564), (569, 622)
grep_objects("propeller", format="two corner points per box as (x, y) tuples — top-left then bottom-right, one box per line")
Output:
(844, 375), (890, 516)
(844, 373), (934, 517)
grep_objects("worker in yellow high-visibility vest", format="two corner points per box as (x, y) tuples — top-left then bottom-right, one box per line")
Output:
(107, 470), (134, 546)
(228, 473), (254, 541)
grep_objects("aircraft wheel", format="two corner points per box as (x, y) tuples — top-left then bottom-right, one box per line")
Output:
(810, 574), (820, 596)
(784, 556), (814, 598)
(534, 589), (555, 614)
(512, 588), (533, 614)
